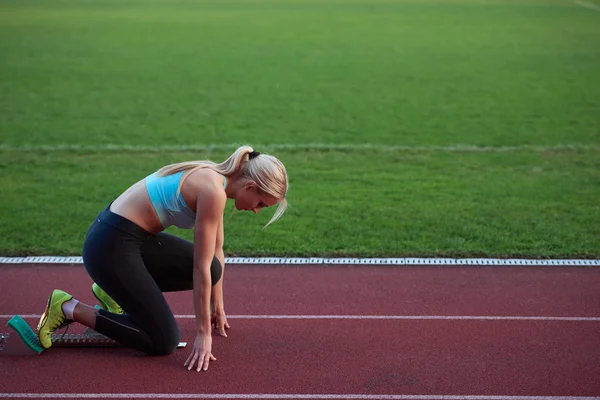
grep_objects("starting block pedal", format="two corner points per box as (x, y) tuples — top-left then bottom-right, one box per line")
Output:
(1, 314), (186, 356)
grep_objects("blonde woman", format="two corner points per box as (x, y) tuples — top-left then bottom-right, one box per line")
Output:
(36, 146), (288, 372)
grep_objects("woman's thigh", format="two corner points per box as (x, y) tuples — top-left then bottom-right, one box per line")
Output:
(83, 220), (179, 351)
(141, 233), (222, 291)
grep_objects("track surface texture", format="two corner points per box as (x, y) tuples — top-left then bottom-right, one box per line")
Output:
(1, 263), (599, 399)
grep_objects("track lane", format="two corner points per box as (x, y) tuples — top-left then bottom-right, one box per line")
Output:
(1, 264), (599, 397)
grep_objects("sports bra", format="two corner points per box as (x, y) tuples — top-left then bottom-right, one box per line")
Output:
(145, 170), (226, 229)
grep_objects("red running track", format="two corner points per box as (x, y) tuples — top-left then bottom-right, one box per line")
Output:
(1, 263), (600, 399)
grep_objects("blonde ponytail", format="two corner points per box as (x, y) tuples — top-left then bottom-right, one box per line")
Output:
(156, 145), (253, 178)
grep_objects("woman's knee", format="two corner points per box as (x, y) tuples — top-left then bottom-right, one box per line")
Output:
(148, 324), (180, 356)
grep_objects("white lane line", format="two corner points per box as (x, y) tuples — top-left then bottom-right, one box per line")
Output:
(575, 0), (600, 11)
(1, 256), (598, 266)
(1, 394), (600, 399)
(2, 314), (600, 321)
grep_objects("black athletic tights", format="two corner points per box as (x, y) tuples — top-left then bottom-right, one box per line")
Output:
(82, 205), (222, 356)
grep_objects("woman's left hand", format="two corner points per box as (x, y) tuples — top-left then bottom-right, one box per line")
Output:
(211, 310), (231, 337)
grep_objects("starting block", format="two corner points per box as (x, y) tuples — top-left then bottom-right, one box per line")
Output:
(0, 314), (186, 356)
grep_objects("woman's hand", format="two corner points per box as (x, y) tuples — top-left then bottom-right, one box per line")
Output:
(212, 309), (231, 337)
(184, 332), (216, 372)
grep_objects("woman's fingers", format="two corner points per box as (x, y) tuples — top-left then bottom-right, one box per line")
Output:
(186, 334), (216, 371)
(187, 351), (217, 372)
(217, 316), (230, 337)
(184, 351), (196, 367)
(196, 353), (204, 372)
(185, 351), (199, 371)
(201, 352), (211, 371)
(219, 325), (228, 337)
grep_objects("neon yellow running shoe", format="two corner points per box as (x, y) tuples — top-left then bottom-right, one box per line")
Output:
(37, 289), (73, 349)
(92, 283), (123, 314)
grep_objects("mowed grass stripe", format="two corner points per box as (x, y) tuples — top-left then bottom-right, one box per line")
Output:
(0, 144), (598, 153)
(1, 149), (598, 258)
(574, 0), (600, 12)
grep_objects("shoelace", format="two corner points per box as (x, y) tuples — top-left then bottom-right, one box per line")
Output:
(53, 320), (74, 338)
(50, 312), (73, 332)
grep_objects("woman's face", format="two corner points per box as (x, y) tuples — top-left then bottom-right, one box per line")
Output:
(235, 181), (279, 214)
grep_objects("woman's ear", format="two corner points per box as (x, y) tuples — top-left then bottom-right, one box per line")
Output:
(244, 181), (258, 191)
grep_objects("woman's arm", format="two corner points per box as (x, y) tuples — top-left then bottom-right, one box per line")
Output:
(184, 184), (226, 372)
(211, 217), (230, 336)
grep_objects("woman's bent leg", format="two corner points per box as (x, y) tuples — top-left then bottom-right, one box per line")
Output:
(141, 232), (222, 292)
(82, 213), (179, 356)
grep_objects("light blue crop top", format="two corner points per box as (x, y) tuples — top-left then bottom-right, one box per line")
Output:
(145, 171), (226, 229)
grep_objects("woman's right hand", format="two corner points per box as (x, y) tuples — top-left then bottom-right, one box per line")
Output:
(184, 332), (216, 372)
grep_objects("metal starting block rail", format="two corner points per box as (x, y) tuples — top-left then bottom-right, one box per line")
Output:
(1, 315), (186, 356)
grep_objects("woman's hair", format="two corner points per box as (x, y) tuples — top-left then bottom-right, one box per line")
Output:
(156, 145), (289, 226)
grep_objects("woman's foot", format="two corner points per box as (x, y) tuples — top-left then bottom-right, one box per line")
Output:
(37, 289), (74, 349)
(92, 283), (123, 314)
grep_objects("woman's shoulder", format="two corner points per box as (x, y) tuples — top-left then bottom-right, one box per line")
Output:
(182, 168), (227, 203)
(185, 168), (224, 184)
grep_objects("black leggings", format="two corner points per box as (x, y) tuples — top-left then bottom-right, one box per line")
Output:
(82, 205), (222, 356)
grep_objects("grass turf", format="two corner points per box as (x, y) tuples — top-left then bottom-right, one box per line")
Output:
(1, 0), (598, 148)
(1, 148), (598, 257)
(0, 0), (599, 257)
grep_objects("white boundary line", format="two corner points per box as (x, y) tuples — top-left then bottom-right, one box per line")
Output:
(0, 256), (598, 266)
(1, 394), (599, 399)
(0, 143), (598, 153)
(2, 314), (599, 321)
(575, 0), (600, 11)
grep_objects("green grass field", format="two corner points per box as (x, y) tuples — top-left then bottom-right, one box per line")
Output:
(1, 0), (599, 257)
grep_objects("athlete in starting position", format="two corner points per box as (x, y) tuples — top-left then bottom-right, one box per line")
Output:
(36, 145), (289, 371)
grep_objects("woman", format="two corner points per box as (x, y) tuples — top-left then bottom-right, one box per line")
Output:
(36, 145), (289, 372)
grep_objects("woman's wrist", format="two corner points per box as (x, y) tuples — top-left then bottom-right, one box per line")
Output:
(196, 321), (212, 334)
(213, 304), (225, 315)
